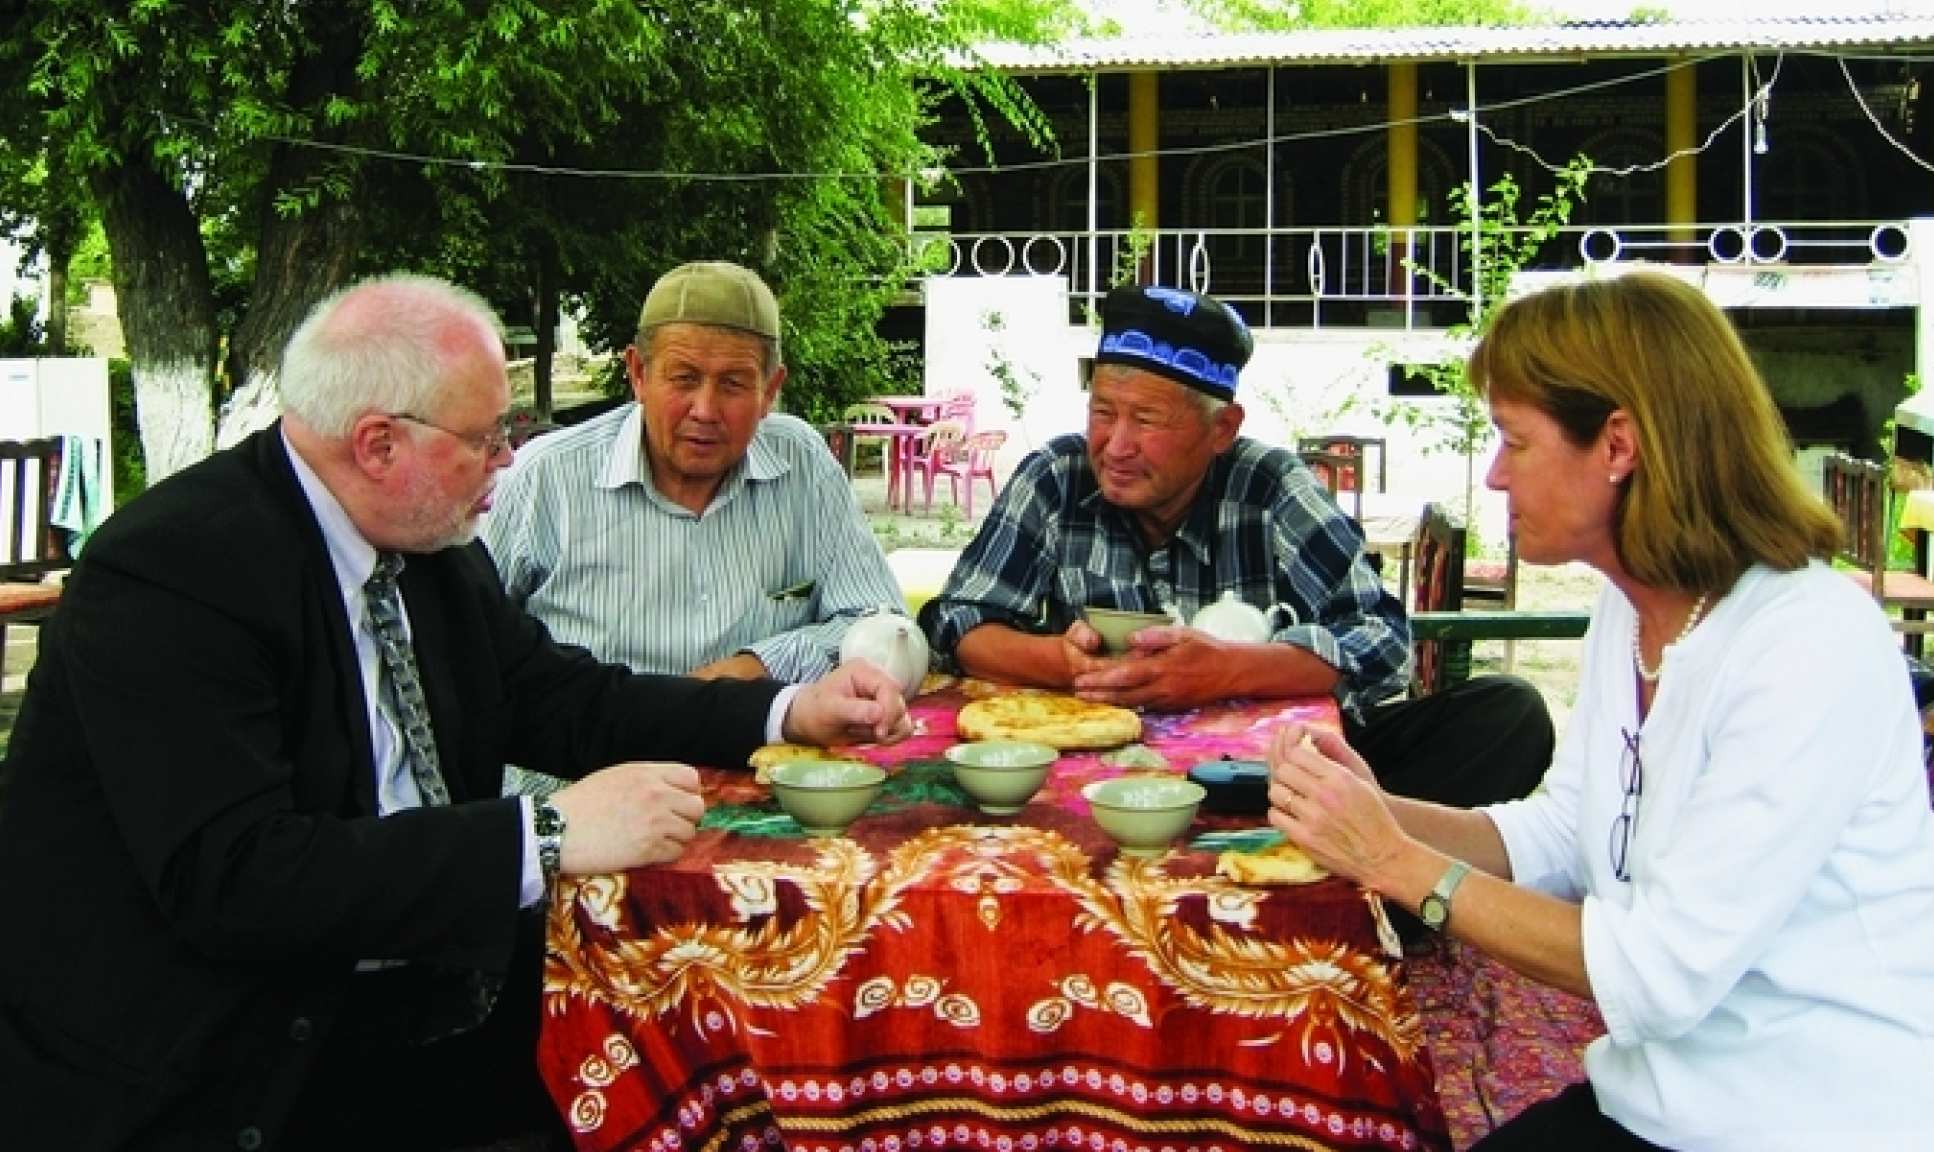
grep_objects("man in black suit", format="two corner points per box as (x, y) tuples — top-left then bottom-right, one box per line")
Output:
(0, 274), (909, 1150)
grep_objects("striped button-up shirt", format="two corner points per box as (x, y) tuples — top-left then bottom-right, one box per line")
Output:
(923, 435), (1410, 719)
(483, 404), (905, 683)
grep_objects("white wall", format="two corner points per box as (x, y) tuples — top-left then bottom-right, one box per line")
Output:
(921, 276), (1511, 551)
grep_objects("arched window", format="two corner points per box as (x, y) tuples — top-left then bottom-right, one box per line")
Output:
(1048, 165), (1125, 234)
(1340, 138), (1456, 225)
(1180, 155), (1280, 291)
(1757, 129), (1861, 223)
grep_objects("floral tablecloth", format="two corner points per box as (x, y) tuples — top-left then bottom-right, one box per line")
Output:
(540, 680), (1451, 1152)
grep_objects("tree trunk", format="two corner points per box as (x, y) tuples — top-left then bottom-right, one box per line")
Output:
(218, 8), (367, 448)
(533, 233), (560, 420)
(217, 177), (362, 449)
(91, 158), (216, 481)
(44, 255), (67, 354)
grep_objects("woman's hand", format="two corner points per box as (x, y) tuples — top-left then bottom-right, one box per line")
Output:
(1265, 722), (1410, 889)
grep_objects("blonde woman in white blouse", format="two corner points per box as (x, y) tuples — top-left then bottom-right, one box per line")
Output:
(1267, 271), (1934, 1152)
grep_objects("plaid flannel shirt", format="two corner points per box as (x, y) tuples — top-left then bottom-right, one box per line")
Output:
(923, 435), (1411, 720)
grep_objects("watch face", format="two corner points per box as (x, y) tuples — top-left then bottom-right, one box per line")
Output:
(1419, 896), (1447, 930)
(535, 802), (566, 836)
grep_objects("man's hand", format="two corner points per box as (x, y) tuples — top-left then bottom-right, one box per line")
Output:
(1059, 618), (1112, 682)
(550, 762), (706, 873)
(782, 658), (912, 746)
(1069, 625), (1232, 711)
(690, 652), (770, 681)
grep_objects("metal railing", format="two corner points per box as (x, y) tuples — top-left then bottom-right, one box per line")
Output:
(909, 220), (1914, 328)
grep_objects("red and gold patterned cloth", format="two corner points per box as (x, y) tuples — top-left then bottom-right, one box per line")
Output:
(540, 682), (1451, 1151)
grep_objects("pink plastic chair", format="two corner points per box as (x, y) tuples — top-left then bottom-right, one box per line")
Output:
(937, 390), (977, 434)
(918, 428), (1005, 519)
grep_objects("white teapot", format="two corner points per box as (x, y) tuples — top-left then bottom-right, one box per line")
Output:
(838, 609), (930, 698)
(1190, 591), (1293, 645)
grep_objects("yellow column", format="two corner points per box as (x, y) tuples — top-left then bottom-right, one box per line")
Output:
(1665, 64), (1697, 251)
(1387, 63), (1418, 229)
(1387, 63), (1419, 293)
(1128, 71), (1160, 271)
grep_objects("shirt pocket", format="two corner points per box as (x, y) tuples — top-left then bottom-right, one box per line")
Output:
(747, 580), (819, 638)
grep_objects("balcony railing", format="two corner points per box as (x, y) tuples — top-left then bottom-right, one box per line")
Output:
(909, 220), (1915, 328)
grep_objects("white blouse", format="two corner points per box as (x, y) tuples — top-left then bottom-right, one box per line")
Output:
(1485, 561), (1934, 1150)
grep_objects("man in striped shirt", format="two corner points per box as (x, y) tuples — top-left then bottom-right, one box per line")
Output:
(923, 285), (1552, 810)
(484, 261), (905, 684)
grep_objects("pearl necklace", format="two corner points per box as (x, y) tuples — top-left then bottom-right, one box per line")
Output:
(1632, 591), (1711, 684)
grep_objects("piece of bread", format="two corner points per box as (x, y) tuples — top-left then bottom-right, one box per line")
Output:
(1216, 838), (1329, 886)
(955, 692), (1141, 750)
(747, 742), (835, 784)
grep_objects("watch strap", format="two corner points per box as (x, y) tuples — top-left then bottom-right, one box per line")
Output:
(533, 799), (567, 892)
(1421, 859), (1472, 930)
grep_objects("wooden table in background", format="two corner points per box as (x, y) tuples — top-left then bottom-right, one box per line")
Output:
(539, 681), (1449, 1152)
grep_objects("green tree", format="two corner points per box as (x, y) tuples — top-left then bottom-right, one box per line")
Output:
(5, 0), (1058, 478)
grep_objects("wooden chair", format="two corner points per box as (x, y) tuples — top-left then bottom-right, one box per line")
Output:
(920, 428), (1005, 519)
(1298, 449), (1365, 520)
(1823, 451), (1934, 655)
(1407, 501), (1587, 696)
(1296, 434), (1387, 496)
(0, 438), (71, 653)
(1409, 502), (1470, 697)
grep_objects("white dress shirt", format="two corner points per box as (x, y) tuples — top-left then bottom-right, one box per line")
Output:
(281, 432), (548, 907)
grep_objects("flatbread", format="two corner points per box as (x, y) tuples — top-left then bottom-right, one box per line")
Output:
(748, 742), (836, 784)
(956, 692), (1141, 750)
(1217, 838), (1329, 886)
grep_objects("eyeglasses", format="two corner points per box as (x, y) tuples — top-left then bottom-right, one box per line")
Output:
(390, 411), (513, 458)
(1609, 726), (1642, 882)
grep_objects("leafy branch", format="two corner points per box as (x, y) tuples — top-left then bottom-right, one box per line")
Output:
(1353, 156), (1591, 518)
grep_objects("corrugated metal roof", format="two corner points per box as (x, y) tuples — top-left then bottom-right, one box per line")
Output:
(971, 17), (1934, 73)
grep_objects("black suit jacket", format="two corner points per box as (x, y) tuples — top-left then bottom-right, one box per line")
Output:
(0, 426), (781, 1149)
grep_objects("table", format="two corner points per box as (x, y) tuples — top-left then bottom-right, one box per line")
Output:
(539, 682), (1450, 1151)
(1358, 493), (1421, 605)
(867, 395), (950, 425)
(845, 421), (926, 511)
(863, 397), (958, 511)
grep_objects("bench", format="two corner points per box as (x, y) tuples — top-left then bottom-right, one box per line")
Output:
(1410, 502), (1590, 695)
(0, 438), (71, 651)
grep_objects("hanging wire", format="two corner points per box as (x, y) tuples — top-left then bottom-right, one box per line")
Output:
(156, 54), (1728, 182)
(1472, 55), (1783, 177)
(145, 45), (1931, 186)
(1840, 56), (1934, 173)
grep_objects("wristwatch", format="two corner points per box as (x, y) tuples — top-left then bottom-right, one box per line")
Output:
(1418, 859), (1472, 931)
(533, 799), (568, 893)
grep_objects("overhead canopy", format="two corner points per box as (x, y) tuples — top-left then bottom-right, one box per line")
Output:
(969, 17), (1934, 73)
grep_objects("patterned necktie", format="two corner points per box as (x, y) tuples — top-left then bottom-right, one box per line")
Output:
(363, 551), (499, 1040)
(365, 552), (451, 807)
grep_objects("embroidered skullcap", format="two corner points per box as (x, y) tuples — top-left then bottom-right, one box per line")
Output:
(1094, 285), (1252, 399)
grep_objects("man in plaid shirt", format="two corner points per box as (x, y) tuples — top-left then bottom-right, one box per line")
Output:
(923, 285), (1551, 808)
